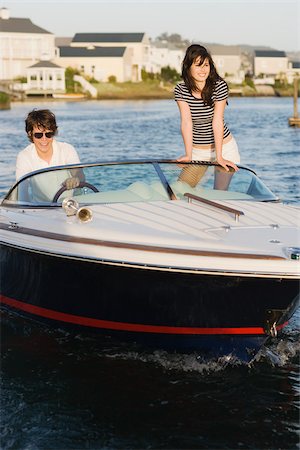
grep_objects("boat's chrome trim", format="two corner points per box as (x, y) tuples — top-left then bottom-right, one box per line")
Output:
(184, 193), (245, 221)
(0, 222), (285, 260)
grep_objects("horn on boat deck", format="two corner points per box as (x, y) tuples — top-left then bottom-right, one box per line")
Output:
(62, 198), (93, 223)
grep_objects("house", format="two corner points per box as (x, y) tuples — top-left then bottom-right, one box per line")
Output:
(68, 33), (150, 81)
(145, 41), (184, 74)
(0, 7), (55, 80)
(207, 45), (244, 83)
(55, 46), (133, 82)
(286, 61), (300, 84)
(254, 50), (288, 78)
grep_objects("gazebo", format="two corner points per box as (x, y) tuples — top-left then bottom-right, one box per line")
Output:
(26, 59), (65, 95)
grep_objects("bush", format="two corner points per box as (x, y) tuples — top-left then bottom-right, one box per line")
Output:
(14, 76), (27, 83)
(243, 76), (255, 89)
(0, 91), (10, 102)
(141, 69), (157, 81)
(160, 66), (181, 83)
(108, 75), (117, 83)
(65, 66), (81, 93)
(0, 91), (10, 109)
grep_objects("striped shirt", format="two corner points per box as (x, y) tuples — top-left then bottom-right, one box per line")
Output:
(174, 79), (230, 146)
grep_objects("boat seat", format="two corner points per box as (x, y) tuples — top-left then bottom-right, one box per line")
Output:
(66, 179), (254, 205)
(127, 181), (168, 200)
(72, 181), (169, 204)
(170, 181), (253, 200)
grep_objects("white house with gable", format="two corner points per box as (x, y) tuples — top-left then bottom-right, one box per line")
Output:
(55, 45), (133, 82)
(254, 50), (288, 78)
(208, 45), (244, 83)
(145, 42), (184, 74)
(0, 7), (55, 80)
(67, 33), (150, 81)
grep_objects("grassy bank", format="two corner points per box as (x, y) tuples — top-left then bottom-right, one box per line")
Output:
(92, 80), (298, 99)
(93, 80), (173, 99)
(0, 91), (11, 109)
(9, 80), (299, 102)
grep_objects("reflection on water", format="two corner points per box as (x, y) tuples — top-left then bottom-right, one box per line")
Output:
(0, 98), (299, 449)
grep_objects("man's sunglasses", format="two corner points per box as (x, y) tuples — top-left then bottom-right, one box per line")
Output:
(33, 132), (54, 139)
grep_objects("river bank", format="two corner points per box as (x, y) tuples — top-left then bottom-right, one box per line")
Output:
(66, 79), (299, 99)
(1, 80), (298, 107)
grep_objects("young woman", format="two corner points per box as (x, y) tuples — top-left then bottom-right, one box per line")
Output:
(175, 44), (240, 174)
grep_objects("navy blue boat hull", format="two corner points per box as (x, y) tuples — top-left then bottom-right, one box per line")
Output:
(1, 243), (299, 362)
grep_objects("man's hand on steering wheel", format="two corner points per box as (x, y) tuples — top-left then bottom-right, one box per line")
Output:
(62, 176), (80, 190)
(52, 181), (99, 203)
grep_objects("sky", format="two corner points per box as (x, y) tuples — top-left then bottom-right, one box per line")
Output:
(2, 0), (300, 52)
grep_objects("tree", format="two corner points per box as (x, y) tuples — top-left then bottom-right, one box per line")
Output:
(155, 32), (191, 49)
(160, 66), (181, 83)
(65, 66), (81, 92)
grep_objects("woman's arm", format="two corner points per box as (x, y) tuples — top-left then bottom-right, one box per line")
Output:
(213, 100), (238, 172)
(176, 101), (193, 162)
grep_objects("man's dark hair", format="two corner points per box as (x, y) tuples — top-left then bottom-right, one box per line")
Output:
(25, 109), (58, 142)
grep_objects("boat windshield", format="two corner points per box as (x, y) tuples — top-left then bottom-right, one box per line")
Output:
(2, 161), (278, 207)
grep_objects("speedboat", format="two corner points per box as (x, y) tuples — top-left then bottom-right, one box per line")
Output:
(0, 160), (299, 362)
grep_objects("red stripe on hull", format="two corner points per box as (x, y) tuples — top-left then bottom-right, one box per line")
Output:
(0, 294), (286, 335)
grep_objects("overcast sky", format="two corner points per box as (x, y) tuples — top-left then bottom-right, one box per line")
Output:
(3, 0), (300, 52)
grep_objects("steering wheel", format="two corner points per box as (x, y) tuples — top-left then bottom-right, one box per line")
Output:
(52, 181), (99, 203)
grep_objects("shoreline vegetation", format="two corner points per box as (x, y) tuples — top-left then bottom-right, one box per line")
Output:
(65, 66), (300, 99)
(94, 78), (300, 99)
(83, 80), (298, 100)
(0, 91), (11, 109)
(1, 79), (299, 107)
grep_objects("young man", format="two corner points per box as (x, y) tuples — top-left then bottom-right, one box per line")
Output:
(16, 109), (83, 202)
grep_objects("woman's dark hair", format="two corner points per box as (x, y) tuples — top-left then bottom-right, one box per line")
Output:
(25, 109), (58, 142)
(182, 44), (224, 106)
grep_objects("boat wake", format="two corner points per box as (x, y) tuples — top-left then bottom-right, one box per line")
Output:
(1, 307), (299, 374)
(250, 334), (300, 367)
(105, 349), (245, 373)
(105, 332), (300, 373)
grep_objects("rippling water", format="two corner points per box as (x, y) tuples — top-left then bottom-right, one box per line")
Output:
(0, 98), (300, 450)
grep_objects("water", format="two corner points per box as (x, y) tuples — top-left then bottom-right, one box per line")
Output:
(1, 97), (300, 449)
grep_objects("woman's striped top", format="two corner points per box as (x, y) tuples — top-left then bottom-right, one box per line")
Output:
(174, 79), (231, 146)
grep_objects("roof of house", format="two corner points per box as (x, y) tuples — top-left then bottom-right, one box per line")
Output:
(55, 37), (73, 46)
(72, 33), (145, 43)
(59, 46), (126, 57)
(207, 44), (241, 56)
(254, 50), (286, 58)
(28, 60), (63, 68)
(0, 17), (52, 34)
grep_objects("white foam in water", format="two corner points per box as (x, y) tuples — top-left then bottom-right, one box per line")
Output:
(251, 338), (300, 367)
